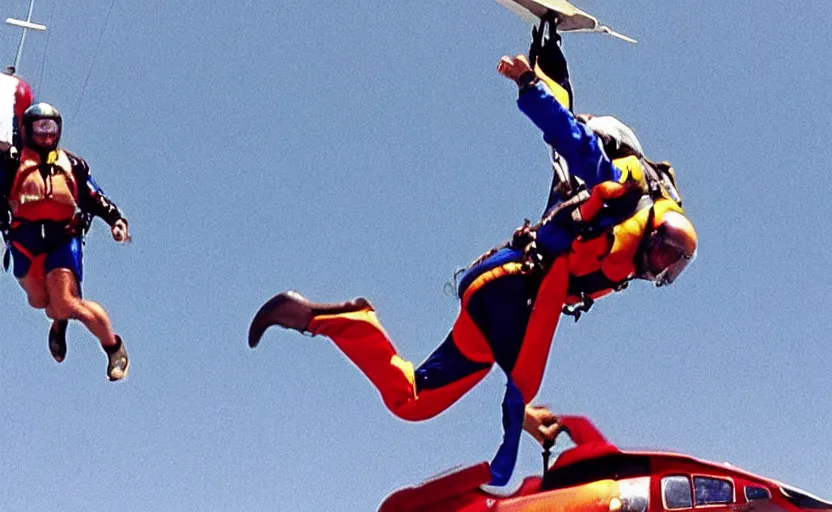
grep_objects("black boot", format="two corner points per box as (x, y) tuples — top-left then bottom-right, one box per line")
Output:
(49, 320), (69, 363)
(48, 320), (68, 363)
(248, 291), (372, 348)
(105, 335), (129, 381)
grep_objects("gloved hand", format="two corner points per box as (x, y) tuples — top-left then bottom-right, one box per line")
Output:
(530, 21), (569, 85)
(527, 18), (574, 111)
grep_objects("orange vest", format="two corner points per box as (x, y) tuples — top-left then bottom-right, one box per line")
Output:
(9, 148), (79, 222)
(566, 198), (684, 303)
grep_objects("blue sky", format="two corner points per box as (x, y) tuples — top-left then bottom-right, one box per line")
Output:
(0, 1), (830, 510)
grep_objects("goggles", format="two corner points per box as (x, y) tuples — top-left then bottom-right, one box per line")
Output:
(643, 230), (697, 287)
(32, 118), (60, 136)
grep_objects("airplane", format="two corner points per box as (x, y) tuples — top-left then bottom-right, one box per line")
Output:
(379, 415), (831, 511)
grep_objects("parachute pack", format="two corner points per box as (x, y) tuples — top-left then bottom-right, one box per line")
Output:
(578, 114), (684, 208)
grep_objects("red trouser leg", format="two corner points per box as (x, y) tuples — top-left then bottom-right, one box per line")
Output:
(308, 307), (417, 416)
(308, 301), (495, 422)
(510, 255), (570, 403)
(393, 305), (494, 421)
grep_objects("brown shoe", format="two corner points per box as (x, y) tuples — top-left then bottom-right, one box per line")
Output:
(248, 291), (371, 348)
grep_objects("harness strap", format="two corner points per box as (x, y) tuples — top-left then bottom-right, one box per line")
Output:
(633, 205), (656, 278)
(10, 214), (83, 239)
(540, 187), (590, 227)
(641, 157), (682, 206)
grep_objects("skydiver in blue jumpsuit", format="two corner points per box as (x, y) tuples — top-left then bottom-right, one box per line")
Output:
(249, 35), (697, 485)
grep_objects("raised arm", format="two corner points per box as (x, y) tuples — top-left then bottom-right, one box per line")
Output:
(499, 54), (621, 190)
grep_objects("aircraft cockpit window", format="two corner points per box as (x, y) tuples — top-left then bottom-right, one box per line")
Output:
(694, 476), (734, 505)
(661, 475), (692, 509)
(745, 486), (771, 501)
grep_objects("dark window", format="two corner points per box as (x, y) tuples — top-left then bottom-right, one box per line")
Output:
(662, 475), (692, 509)
(745, 486), (771, 501)
(694, 477), (733, 505)
(541, 454), (651, 491)
(780, 486), (832, 508)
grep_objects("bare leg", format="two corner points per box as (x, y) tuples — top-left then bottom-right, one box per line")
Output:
(45, 268), (116, 348)
(19, 274), (49, 310)
(45, 268), (128, 380)
(20, 273), (69, 362)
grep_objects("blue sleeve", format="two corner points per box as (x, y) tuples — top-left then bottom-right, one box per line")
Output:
(85, 173), (105, 197)
(517, 81), (621, 189)
(488, 378), (525, 486)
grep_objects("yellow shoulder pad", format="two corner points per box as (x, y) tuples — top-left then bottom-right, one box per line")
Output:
(612, 155), (645, 185)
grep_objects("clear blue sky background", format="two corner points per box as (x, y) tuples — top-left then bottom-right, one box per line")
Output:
(0, 1), (830, 510)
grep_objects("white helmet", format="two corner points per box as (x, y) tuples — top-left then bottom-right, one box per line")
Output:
(581, 114), (644, 159)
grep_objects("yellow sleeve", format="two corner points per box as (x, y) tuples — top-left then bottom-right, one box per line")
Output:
(534, 63), (571, 110)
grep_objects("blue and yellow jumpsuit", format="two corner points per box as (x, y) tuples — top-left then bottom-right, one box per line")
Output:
(301, 79), (685, 485)
(0, 147), (124, 283)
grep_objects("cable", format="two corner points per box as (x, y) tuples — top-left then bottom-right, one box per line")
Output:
(35, 0), (57, 97)
(72, 0), (117, 119)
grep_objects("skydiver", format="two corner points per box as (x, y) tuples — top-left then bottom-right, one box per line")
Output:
(0, 103), (130, 381)
(247, 32), (697, 485)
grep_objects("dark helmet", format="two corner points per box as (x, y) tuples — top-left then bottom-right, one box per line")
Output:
(639, 209), (698, 287)
(23, 102), (62, 151)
